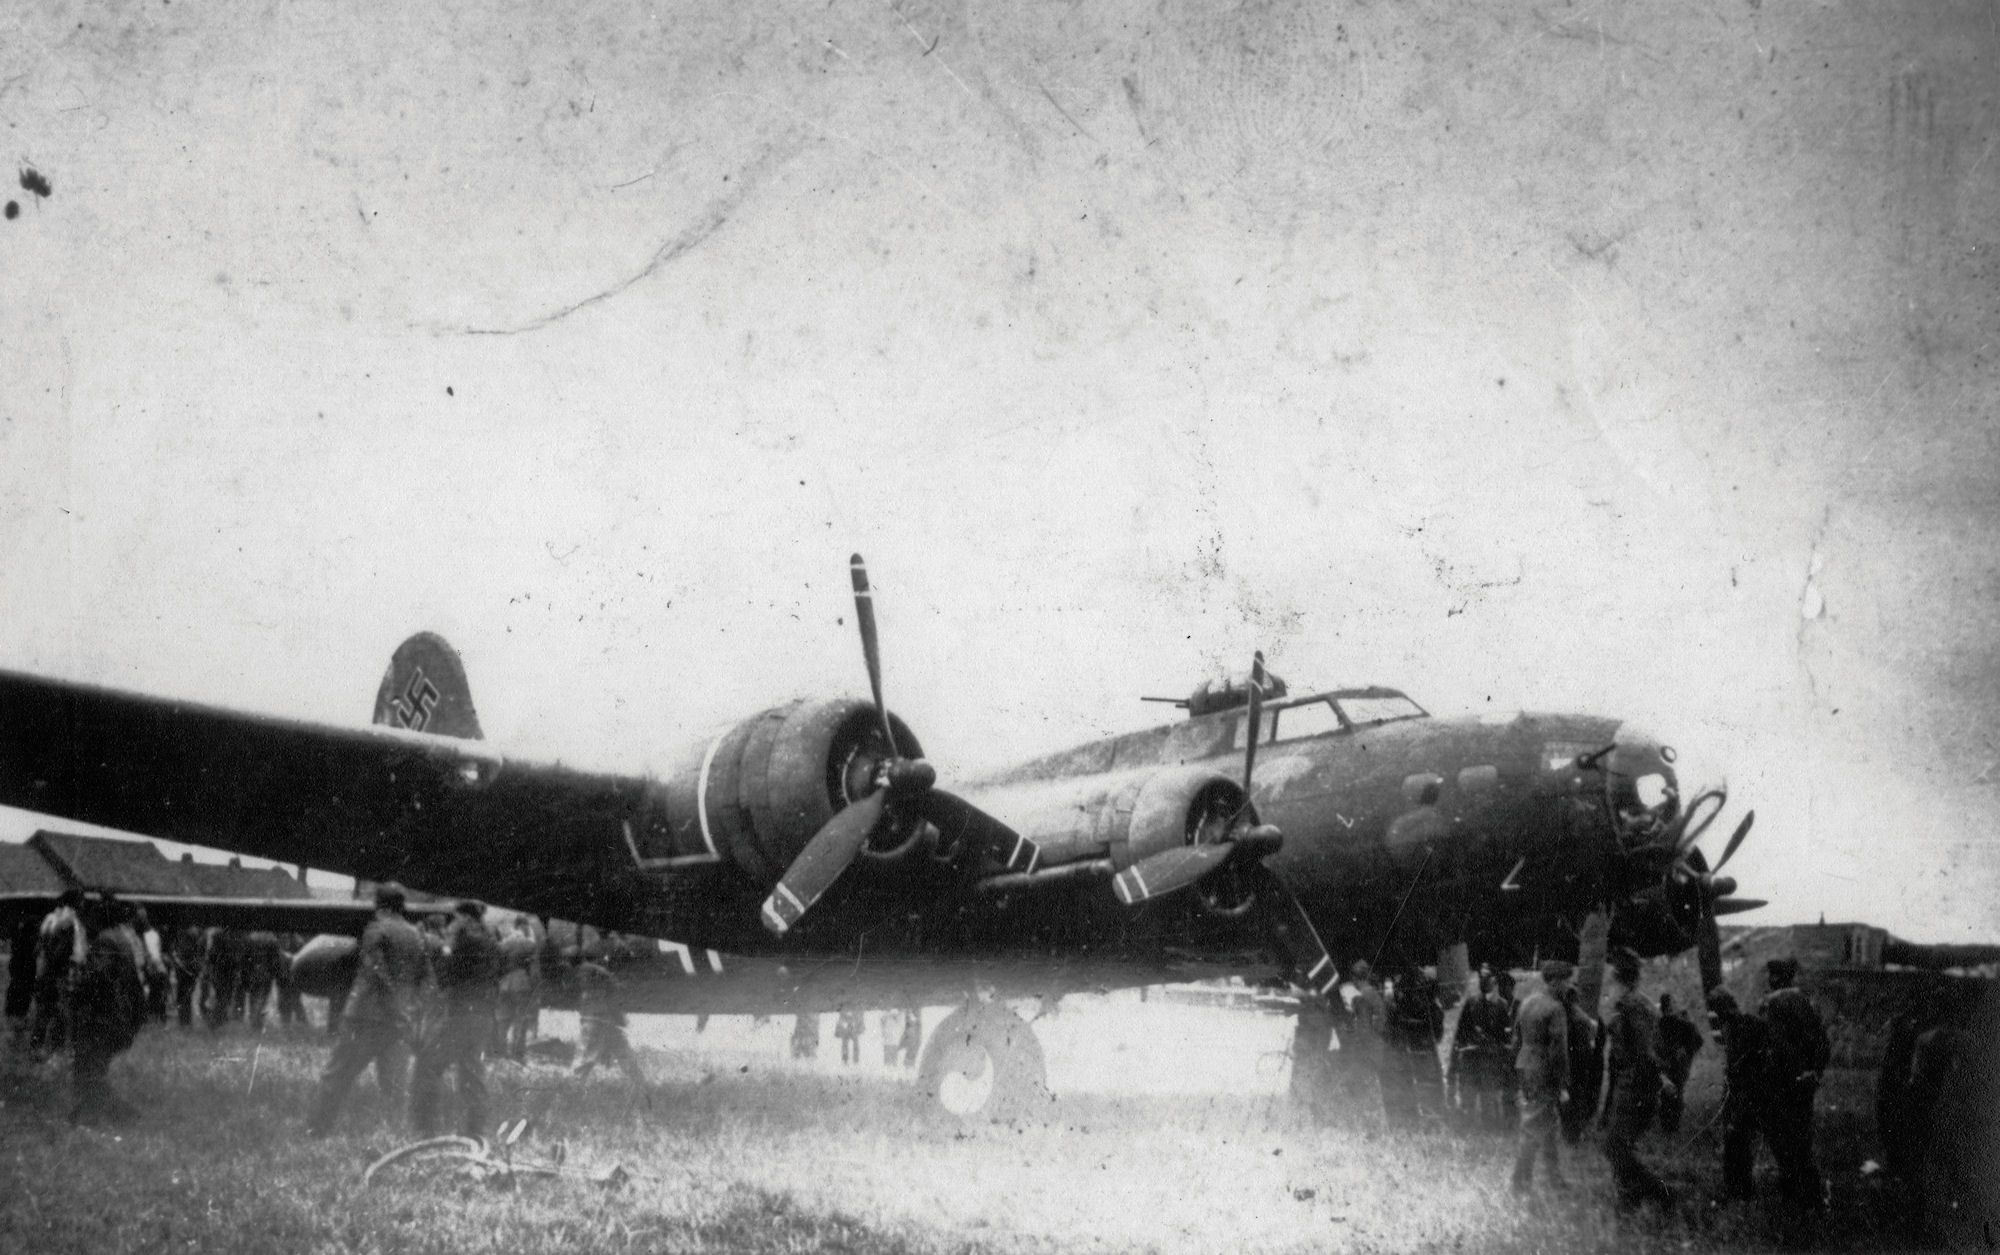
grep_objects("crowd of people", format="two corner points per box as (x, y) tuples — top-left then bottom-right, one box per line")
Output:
(5, 884), (1848, 1217)
(4, 883), (649, 1134)
(1333, 949), (1832, 1218)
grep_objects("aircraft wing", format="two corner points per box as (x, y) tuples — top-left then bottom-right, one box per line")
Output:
(0, 669), (651, 931)
(0, 891), (411, 936)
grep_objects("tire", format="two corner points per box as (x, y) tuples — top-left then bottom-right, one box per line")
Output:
(916, 1003), (1049, 1123)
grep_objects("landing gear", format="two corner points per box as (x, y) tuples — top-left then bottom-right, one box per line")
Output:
(917, 1001), (1048, 1122)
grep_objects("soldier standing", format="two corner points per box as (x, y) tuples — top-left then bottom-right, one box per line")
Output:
(897, 1006), (922, 1068)
(238, 931), (285, 1033)
(167, 925), (203, 1029)
(494, 916), (539, 1062)
(30, 889), (86, 1056)
(1455, 970), (1514, 1131)
(834, 1005), (865, 1064)
(1655, 992), (1703, 1133)
(1381, 965), (1445, 1126)
(305, 883), (432, 1137)
(1707, 988), (1771, 1200)
(1758, 957), (1829, 1208)
(69, 897), (149, 1125)
(411, 900), (500, 1138)
(1560, 983), (1604, 1143)
(1510, 960), (1573, 1194)
(1602, 947), (1675, 1212)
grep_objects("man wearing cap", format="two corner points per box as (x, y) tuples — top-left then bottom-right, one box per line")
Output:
(305, 882), (433, 1137)
(1510, 960), (1573, 1194)
(1707, 987), (1770, 1200)
(1758, 957), (1829, 1207)
(1603, 947), (1674, 1212)
(411, 900), (501, 1137)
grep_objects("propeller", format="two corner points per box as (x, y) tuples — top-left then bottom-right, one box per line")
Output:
(1664, 798), (1754, 994)
(1107, 652), (1340, 1001)
(1112, 652), (1279, 904)
(760, 556), (1037, 936)
(1615, 782), (1758, 995)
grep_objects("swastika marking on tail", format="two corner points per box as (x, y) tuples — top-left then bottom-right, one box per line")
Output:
(390, 668), (440, 731)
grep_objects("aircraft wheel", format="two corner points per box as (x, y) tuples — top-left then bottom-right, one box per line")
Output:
(917, 1003), (1048, 1123)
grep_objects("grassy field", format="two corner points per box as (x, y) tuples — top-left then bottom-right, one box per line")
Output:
(0, 1018), (1931, 1255)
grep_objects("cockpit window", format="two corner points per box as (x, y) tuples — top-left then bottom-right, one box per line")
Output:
(1232, 700), (1344, 748)
(1273, 700), (1342, 742)
(1336, 694), (1426, 727)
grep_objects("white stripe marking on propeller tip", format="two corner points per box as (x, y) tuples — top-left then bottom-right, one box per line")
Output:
(1009, 834), (1029, 869)
(1307, 955), (1333, 981)
(775, 882), (806, 913)
(760, 901), (790, 934)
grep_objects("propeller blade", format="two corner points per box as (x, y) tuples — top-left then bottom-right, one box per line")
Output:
(760, 792), (886, 935)
(1686, 847), (1722, 993)
(1242, 651), (1267, 797)
(1713, 809), (1754, 872)
(1712, 896), (1767, 917)
(919, 788), (1039, 874)
(849, 554), (897, 757)
(1244, 862), (1338, 999)
(1111, 843), (1234, 905)
(1670, 788), (1726, 857)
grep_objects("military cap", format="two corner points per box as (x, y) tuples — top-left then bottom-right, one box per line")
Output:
(1539, 959), (1574, 982)
(1766, 956), (1800, 981)
(454, 899), (485, 919)
(373, 881), (409, 912)
(1349, 959), (1372, 979)
(1706, 989), (1739, 1014)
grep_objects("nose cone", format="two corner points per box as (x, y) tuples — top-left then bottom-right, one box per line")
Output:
(1606, 724), (1681, 817)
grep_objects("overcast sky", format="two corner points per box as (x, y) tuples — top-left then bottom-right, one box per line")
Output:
(2, 2), (1995, 943)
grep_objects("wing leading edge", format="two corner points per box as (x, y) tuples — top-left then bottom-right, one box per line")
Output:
(0, 669), (663, 931)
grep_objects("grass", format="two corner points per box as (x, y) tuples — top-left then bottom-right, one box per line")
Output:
(0, 1016), (1938, 1254)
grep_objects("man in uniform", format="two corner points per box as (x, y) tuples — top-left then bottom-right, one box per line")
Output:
(305, 882), (432, 1137)
(1560, 982), (1604, 1143)
(30, 888), (86, 1056)
(238, 930), (286, 1033)
(1707, 987), (1771, 1201)
(1381, 964), (1445, 1126)
(69, 897), (149, 1125)
(1511, 960), (1573, 1194)
(1455, 969), (1514, 1131)
(572, 951), (647, 1087)
(1655, 992), (1703, 1133)
(168, 925), (203, 1029)
(494, 915), (540, 1062)
(1759, 957), (1829, 1208)
(1602, 947), (1675, 1212)
(411, 900), (500, 1138)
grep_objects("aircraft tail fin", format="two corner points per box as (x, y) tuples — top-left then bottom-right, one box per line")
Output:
(373, 632), (485, 739)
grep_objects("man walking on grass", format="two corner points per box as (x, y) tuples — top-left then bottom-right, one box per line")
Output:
(411, 900), (500, 1138)
(305, 883), (432, 1137)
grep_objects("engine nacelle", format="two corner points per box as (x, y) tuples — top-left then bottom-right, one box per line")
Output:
(1119, 765), (1253, 869)
(627, 699), (922, 886)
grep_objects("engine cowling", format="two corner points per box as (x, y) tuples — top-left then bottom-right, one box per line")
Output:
(1120, 765), (1252, 868)
(628, 699), (922, 886)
